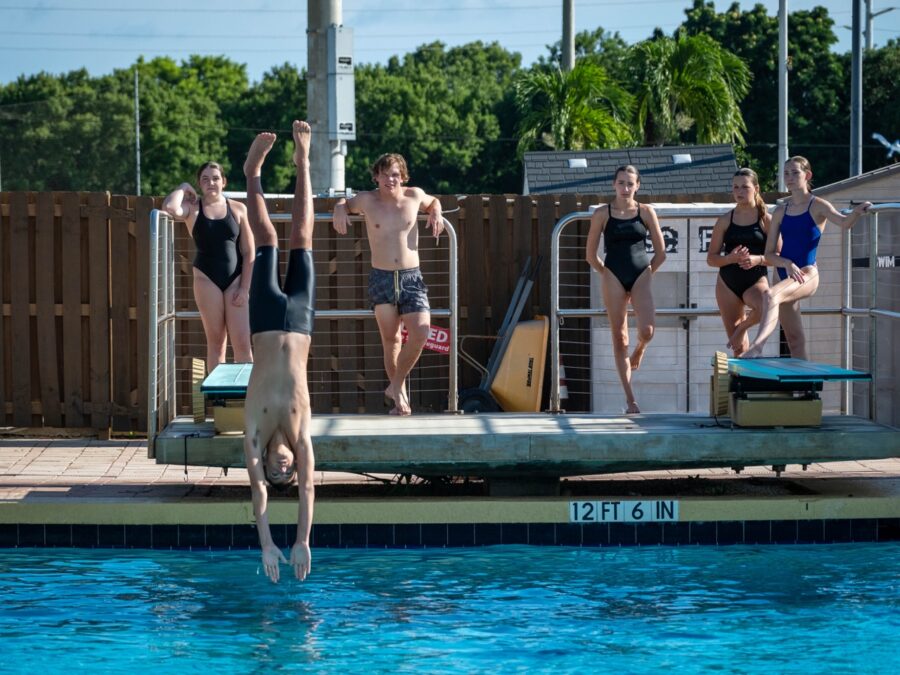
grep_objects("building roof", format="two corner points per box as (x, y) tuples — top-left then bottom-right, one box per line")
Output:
(523, 144), (737, 196)
(812, 160), (900, 197)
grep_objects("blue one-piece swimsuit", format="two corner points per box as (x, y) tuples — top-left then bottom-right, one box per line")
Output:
(777, 197), (821, 281)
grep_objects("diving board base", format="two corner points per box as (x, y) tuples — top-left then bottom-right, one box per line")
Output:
(213, 401), (245, 434)
(729, 396), (823, 427)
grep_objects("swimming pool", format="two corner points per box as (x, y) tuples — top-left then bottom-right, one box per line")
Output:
(2, 544), (898, 672)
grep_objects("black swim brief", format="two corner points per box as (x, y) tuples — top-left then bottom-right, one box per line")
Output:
(249, 246), (315, 335)
(367, 266), (430, 315)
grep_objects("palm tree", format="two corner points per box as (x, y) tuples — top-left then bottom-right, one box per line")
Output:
(628, 33), (751, 146)
(514, 61), (634, 155)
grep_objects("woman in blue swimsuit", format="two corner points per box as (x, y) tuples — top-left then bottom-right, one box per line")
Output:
(742, 157), (871, 359)
(706, 168), (771, 356)
(162, 162), (255, 372)
(586, 165), (667, 414)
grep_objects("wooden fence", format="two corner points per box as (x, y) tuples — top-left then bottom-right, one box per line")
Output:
(4, 190), (733, 432)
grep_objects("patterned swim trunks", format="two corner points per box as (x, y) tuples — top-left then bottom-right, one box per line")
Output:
(367, 267), (430, 315)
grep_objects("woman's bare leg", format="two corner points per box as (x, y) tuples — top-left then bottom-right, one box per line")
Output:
(628, 268), (655, 371)
(743, 268), (818, 358)
(601, 272), (639, 413)
(193, 272), (227, 372)
(778, 300), (808, 359)
(727, 277), (768, 356)
(715, 277), (748, 356)
(223, 276), (253, 363)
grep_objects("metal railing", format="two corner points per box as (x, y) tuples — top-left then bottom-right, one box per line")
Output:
(147, 209), (177, 454)
(147, 209), (459, 451)
(550, 204), (899, 422)
(149, 201), (898, 438)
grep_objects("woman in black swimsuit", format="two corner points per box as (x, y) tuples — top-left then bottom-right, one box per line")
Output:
(706, 168), (771, 356)
(162, 162), (254, 372)
(586, 165), (667, 414)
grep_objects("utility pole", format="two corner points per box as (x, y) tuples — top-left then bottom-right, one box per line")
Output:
(308, 2), (339, 194)
(865, 1), (897, 50)
(562, 0), (575, 71)
(850, 0), (863, 176)
(134, 66), (141, 196)
(777, 0), (788, 191)
(308, 0), (355, 194)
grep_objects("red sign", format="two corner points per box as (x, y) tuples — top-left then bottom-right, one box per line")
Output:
(401, 325), (451, 354)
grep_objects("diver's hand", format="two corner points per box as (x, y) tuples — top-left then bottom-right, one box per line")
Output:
(262, 544), (287, 583)
(290, 541), (312, 581)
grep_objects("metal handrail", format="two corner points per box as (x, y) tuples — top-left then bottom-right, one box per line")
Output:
(549, 203), (900, 417)
(147, 209), (460, 445)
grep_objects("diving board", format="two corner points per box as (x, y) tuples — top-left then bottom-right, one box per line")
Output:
(712, 353), (873, 428)
(727, 358), (871, 383)
(201, 362), (253, 399)
(198, 362), (253, 433)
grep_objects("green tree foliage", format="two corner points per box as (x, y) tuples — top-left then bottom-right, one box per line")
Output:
(0, 70), (134, 191)
(224, 63), (308, 193)
(128, 56), (248, 195)
(514, 61), (634, 154)
(681, 0), (848, 187)
(1, 13), (896, 196)
(348, 41), (521, 194)
(856, 39), (900, 171)
(539, 27), (630, 75)
(627, 32), (750, 147)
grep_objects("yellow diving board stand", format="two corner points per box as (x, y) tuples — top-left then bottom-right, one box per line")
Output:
(711, 352), (871, 427)
(195, 361), (253, 434)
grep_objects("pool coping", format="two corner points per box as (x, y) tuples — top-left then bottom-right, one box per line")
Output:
(1, 438), (898, 548)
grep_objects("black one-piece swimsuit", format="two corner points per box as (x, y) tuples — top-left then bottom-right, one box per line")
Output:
(719, 210), (767, 299)
(604, 204), (650, 292)
(192, 201), (242, 292)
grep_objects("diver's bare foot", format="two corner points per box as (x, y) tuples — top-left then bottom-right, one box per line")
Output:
(292, 120), (311, 166)
(625, 401), (640, 414)
(629, 343), (647, 371)
(244, 132), (276, 177)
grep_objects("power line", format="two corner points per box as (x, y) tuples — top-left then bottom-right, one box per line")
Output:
(0, 0), (689, 13)
(0, 29), (556, 40)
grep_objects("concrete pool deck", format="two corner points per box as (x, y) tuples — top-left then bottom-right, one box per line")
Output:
(1, 435), (898, 548)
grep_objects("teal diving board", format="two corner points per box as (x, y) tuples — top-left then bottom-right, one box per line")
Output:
(727, 358), (871, 383)
(201, 362), (253, 398)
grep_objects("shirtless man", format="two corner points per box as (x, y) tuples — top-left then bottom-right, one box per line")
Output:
(332, 154), (443, 416)
(242, 121), (316, 583)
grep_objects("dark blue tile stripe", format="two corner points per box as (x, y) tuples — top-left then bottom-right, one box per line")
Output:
(0, 519), (898, 549)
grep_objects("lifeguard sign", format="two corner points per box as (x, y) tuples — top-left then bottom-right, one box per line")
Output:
(401, 325), (451, 354)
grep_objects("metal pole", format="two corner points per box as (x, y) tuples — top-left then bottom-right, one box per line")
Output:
(147, 210), (160, 455)
(446, 217), (459, 412)
(777, 0), (788, 191)
(134, 67), (141, 196)
(841, 225), (851, 414)
(850, 0), (863, 177)
(868, 212), (878, 419)
(308, 0), (344, 193)
(866, 0), (874, 49)
(562, 0), (575, 72)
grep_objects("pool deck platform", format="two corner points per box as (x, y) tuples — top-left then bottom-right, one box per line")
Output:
(155, 412), (899, 479)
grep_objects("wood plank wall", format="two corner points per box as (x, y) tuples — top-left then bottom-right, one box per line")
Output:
(1, 191), (714, 431)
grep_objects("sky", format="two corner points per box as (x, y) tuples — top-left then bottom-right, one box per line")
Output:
(1, 0), (898, 85)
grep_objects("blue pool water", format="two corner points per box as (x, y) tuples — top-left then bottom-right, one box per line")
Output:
(1, 544), (898, 673)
